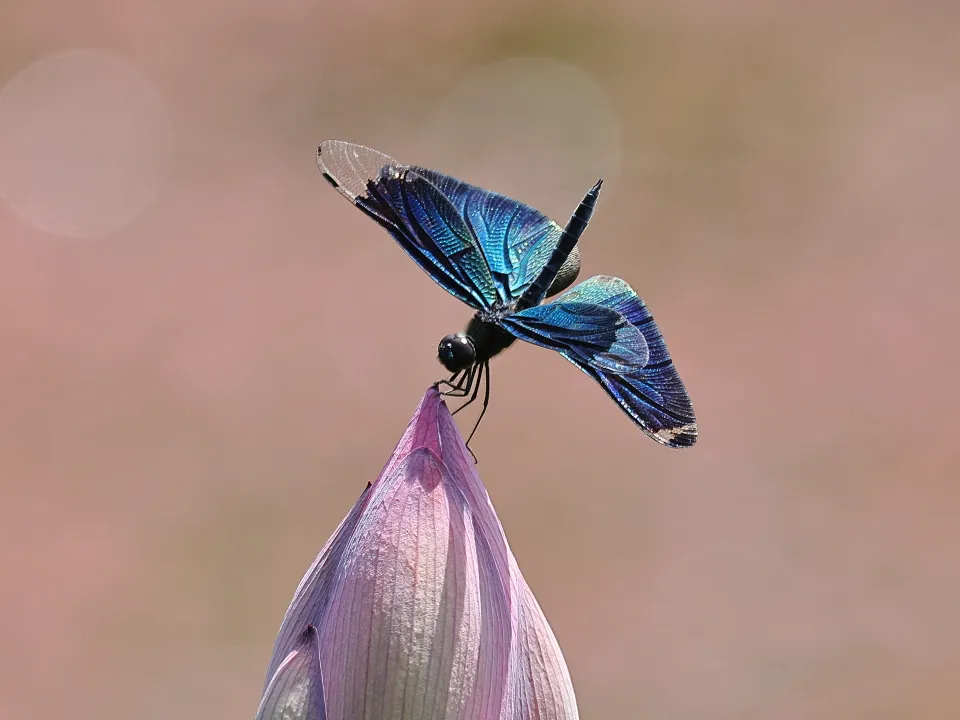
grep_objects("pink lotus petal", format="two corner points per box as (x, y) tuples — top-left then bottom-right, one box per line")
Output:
(256, 625), (326, 720)
(510, 583), (579, 720)
(258, 387), (579, 720)
(263, 482), (373, 686)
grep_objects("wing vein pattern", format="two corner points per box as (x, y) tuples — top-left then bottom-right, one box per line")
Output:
(318, 141), (697, 447)
(502, 275), (698, 447)
(318, 141), (571, 308)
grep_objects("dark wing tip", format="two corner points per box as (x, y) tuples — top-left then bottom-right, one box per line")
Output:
(655, 421), (698, 448)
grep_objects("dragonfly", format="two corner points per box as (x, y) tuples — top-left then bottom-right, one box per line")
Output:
(317, 141), (698, 449)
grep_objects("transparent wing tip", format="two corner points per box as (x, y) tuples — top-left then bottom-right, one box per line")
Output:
(316, 140), (402, 203)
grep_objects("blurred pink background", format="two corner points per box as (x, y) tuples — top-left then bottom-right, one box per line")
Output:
(2, 0), (959, 717)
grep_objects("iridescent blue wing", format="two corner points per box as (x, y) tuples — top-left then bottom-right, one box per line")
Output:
(501, 275), (698, 448)
(318, 140), (576, 308)
(318, 141), (499, 309)
(413, 167), (570, 303)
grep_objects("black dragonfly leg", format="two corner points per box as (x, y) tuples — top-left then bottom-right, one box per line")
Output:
(436, 367), (465, 393)
(451, 363), (483, 416)
(437, 367), (471, 396)
(463, 360), (491, 451)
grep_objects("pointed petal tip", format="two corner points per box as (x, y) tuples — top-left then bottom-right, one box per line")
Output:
(420, 384), (448, 421)
(372, 385), (474, 498)
(418, 385), (475, 472)
(256, 622), (326, 720)
(256, 625), (327, 720)
(393, 385), (454, 460)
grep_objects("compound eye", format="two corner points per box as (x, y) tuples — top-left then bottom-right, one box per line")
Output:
(437, 334), (475, 372)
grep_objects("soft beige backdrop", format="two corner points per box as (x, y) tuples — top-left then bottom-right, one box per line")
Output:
(1, 1), (958, 718)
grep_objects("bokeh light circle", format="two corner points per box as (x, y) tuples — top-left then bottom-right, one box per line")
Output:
(421, 57), (622, 214)
(0, 49), (172, 238)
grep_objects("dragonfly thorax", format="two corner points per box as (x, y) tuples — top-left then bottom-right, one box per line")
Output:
(464, 314), (517, 363)
(437, 313), (518, 373)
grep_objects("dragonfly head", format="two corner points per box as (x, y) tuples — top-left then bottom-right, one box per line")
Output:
(438, 333), (476, 373)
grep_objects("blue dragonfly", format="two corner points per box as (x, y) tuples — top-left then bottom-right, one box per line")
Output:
(317, 141), (697, 449)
